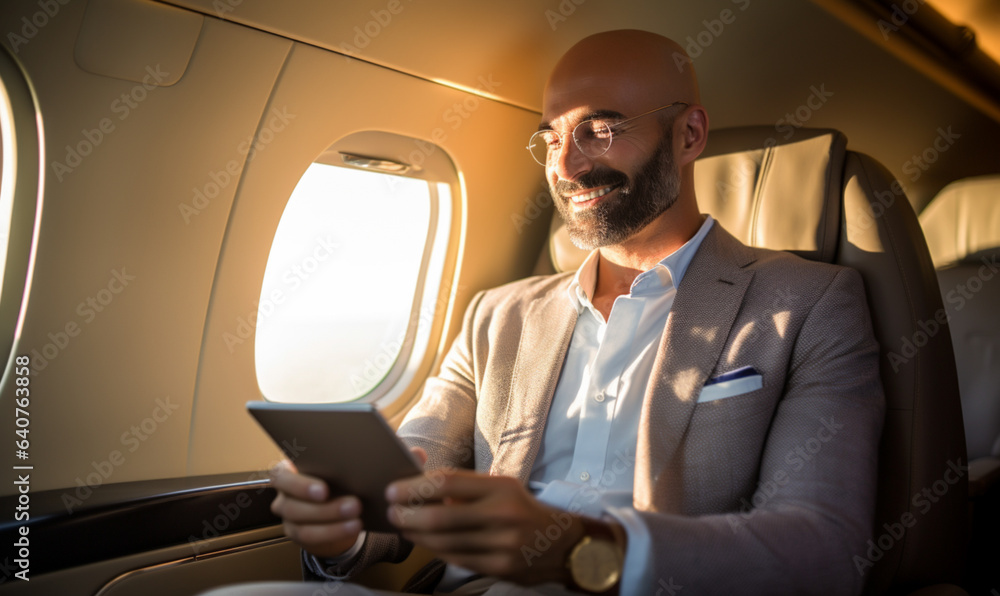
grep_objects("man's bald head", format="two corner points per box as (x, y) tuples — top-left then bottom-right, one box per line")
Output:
(543, 30), (700, 122)
(539, 30), (709, 254)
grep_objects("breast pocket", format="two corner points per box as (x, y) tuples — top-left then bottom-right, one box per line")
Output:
(696, 373), (763, 403)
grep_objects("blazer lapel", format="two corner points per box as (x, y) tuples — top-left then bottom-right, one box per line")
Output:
(490, 283), (578, 482)
(635, 224), (757, 509)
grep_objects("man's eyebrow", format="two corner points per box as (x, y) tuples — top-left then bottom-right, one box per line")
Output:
(584, 109), (627, 121)
(537, 109), (628, 132)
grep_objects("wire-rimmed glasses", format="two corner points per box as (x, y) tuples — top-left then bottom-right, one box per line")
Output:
(526, 102), (689, 166)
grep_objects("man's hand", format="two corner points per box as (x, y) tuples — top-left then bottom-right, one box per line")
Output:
(385, 470), (588, 585)
(268, 460), (363, 559)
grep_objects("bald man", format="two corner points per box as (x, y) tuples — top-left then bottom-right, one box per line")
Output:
(206, 29), (884, 596)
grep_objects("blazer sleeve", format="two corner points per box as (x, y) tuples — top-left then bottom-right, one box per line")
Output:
(395, 290), (483, 471)
(613, 267), (885, 596)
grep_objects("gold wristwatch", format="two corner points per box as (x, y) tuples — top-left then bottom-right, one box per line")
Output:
(566, 517), (625, 593)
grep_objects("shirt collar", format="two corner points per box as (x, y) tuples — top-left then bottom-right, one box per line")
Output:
(566, 215), (715, 312)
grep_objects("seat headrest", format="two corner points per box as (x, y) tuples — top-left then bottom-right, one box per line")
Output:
(919, 174), (1000, 268)
(548, 126), (847, 272)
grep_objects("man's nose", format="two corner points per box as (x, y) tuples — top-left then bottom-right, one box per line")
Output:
(550, 136), (593, 182)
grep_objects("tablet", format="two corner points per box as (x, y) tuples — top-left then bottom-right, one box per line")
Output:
(247, 401), (422, 533)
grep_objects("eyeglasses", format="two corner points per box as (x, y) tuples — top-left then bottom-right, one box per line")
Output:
(526, 102), (688, 166)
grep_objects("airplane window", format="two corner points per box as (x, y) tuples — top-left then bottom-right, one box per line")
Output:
(0, 76), (16, 305)
(255, 160), (452, 404)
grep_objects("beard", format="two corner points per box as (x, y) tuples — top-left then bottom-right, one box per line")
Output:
(551, 129), (681, 250)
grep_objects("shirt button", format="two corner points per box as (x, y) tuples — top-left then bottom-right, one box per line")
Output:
(595, 392), (605, 403)
(580, 471), (590, 482)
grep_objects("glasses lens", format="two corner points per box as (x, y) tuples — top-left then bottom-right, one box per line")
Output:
(527, 130), (559, 166)
(573, 120), (613, 158)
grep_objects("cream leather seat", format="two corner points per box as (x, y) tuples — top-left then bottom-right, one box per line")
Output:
(920, 175), (1000, 495)
(539, 126), (968, 594)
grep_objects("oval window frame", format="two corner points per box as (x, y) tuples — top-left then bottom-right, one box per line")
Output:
(0, 44), (43, 384)
(254, 130), (462, 419)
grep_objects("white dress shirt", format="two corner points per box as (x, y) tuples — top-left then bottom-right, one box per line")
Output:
(531, 215), (715, 498)
(528, 215), (714, 593)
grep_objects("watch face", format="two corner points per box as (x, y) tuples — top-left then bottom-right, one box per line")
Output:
(571, 536), (623, 592)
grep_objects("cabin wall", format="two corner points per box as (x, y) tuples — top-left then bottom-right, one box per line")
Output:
(0, 0), (550, 494)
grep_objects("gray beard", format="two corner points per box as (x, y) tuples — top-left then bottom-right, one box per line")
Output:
(553, 133), (681, 250)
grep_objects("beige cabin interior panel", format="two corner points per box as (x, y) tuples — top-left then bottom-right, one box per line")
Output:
(0, 0), (292, 493)
(161, 0), (1000, 209)
(0, 0), (551, 493)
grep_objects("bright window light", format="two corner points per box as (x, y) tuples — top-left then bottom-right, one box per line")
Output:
(255, 162), (446, 403)
(0, 78), (17, 304)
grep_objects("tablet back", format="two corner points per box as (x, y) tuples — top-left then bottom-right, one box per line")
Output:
(247, 401), (421, 533)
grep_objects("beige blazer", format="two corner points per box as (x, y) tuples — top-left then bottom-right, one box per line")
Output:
(339, 224), (885, 595)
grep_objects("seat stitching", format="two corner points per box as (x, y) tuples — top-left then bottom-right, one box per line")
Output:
(752, 146), (774, 246)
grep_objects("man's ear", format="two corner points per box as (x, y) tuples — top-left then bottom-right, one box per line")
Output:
(676, 105), (709, 167)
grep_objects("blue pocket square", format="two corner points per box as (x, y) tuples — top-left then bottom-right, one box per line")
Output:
(698, 366), (763, 403)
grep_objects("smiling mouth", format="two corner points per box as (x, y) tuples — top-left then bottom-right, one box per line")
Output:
(568, 185), (618, 204)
